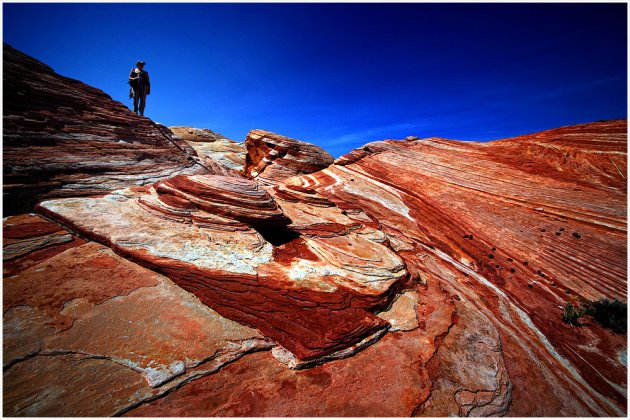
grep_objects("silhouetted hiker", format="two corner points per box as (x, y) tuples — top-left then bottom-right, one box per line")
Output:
(128, 60), (151, 116)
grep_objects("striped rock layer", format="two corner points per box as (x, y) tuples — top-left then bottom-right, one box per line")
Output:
(291, 119), (626, 416)
(169, 126), (247, 173)
(244, 129), (335, 185)
(3, 44), (207, 216)
(36, 171), (409, 362)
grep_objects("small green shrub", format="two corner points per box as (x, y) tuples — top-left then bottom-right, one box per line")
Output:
(562, 302), (584, 326)
(584, 298), (627, 334)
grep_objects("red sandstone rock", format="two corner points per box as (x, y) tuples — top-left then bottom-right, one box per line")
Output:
(153, 174), (290, 226)
(334, 139), (403, 166)
(244, 129), (334, 184)
(36, 176), (409, 362)
(300, 119), (627, 415)
(126, 280), (510, 417)
(2, 44), (208, 216)
(125, 330), (432, 417)
(169, 126), (247, 173)
(3, 215), (272, 416)
(3, 213), (87, 277)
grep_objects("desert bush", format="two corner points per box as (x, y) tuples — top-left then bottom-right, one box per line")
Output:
(562, 302), (584, 326)
(584, 298), (627, 334)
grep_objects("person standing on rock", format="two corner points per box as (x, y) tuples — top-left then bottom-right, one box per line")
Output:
(128, 61), (151, 116)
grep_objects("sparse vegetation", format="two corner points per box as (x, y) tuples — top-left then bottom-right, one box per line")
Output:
(584, 298), (627, 334)
(562, 298), (627, 334)
(562, 302), (585, 326)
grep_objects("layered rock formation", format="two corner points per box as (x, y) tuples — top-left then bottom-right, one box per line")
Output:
(3, 47), (626, 418)
(244, 129), (335, 184)
(35, 173), (409, 363)
(169, 126), (247, 172)
(300, 119), (627, 416)
(3, 215), (273, 417)
(3, 44), (207, 215)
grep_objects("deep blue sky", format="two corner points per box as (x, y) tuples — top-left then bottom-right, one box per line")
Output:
(3, 3), (627, 157)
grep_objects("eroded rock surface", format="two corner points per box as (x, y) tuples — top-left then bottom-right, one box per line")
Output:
(3, 44), (207, 215)
(169, 126), (246, 172)
(299, 119), (627, 415)
(36, 173), (409, 363)
(3, 215), (272, 417)
(244, 129), (334, 184)
(125, 330), (432, 417)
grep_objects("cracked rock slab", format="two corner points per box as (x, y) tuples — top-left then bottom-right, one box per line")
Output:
(4, 354), (148, 417)
(3, 234), (272, 417)
(124, 329), (432, 417)
(416, 301), (512, 417)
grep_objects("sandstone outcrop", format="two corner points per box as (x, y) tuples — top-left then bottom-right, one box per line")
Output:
(244, 129), (335, 184)
(25, 120), (625, 416)
(35, 175), (409, 362)
(169, 126), (246, 173)
(3, 47), (626, 417)
(301, 119), (627, 415)
(3, 214), (273, 417)
(3, 44), (207, 216)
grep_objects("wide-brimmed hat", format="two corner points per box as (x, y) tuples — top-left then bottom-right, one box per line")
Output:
(136, 60), (146, 66)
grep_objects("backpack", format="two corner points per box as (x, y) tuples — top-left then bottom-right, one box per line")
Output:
(128, 68), (140, 87)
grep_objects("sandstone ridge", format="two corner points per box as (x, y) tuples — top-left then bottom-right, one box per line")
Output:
(3, 44), (208, 215)
(169, 126), (247, 173)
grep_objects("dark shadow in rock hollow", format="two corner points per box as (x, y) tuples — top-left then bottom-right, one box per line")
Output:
(253, 224), (301, 247)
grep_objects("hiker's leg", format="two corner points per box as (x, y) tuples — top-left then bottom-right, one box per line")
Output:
(139, 93), (146, 116)
(133, 89), (139, 113)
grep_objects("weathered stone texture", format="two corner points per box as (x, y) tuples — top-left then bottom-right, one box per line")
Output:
(169, 126), (246, 172)
(35, 177), (409, 362)
(3, 216), (272, 417)
(244, 129), (334, 184)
